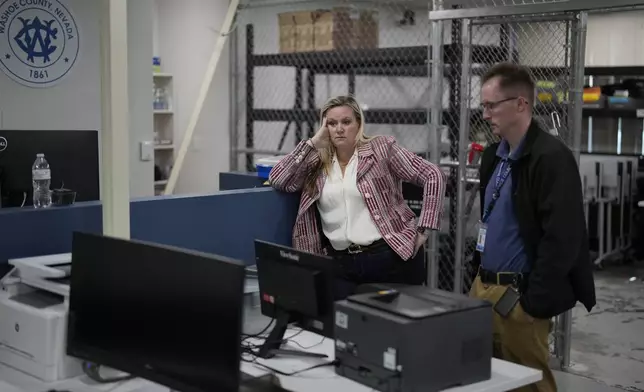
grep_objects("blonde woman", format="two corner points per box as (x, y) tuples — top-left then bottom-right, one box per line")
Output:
(269, 95), (446, 287)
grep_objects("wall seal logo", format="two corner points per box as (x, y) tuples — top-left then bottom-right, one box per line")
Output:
(0, 136), (7, 152)
(0, 0), (80, 88)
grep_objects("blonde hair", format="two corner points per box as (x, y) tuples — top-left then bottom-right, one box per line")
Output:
(304, 95), (373, 195)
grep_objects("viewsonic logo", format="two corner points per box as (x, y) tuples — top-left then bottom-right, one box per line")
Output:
(279, 250), (300, 262)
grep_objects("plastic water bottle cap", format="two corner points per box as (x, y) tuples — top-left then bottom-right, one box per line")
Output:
(37, 153), (44, 157)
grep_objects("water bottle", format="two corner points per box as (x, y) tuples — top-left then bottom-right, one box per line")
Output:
(32, 153), (52, 208)
(153, 87), (166, 110)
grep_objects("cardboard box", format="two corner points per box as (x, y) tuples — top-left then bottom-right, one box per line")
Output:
(278, 13), (297, 53)
(279, 12), (314, 53)
(314, 8), (379, 51)
(278, 11), (316, 53)
(294, 11), (315, 52)
(354, 9), (379, 49)
(278, 8), (379, 53)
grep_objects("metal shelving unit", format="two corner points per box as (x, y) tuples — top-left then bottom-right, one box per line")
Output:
(243, 23), (508, 171)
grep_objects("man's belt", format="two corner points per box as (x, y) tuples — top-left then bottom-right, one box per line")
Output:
(478, 267), (526, 286)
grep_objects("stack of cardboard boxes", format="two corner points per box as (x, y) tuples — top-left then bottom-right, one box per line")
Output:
(278, 7), (379, 53)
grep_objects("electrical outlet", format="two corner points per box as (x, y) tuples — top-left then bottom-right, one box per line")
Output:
(140, 141), (154, 161)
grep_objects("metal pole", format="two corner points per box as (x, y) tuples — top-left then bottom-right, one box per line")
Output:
(471, 13), (577, 25)
(447, 4), (462, 293)
(427, 0), (445, 289)
(229, 24), (240, 172)
(559, 11), (587, 370)
(453, 18), (472, 294)
(571, 11), (587, 164)
(246, 25), (255, 171)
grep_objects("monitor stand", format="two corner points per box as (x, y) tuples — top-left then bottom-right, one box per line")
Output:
(256, 309), (328, 360)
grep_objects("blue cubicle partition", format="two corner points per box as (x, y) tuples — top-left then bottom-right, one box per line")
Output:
(219, 172), (267, 191)
(0, 188), (299, 265)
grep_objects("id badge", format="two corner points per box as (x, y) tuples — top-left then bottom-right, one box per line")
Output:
(476, 222), (487, 253)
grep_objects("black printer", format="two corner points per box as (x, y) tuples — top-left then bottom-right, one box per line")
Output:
(334, 285), (493, 392)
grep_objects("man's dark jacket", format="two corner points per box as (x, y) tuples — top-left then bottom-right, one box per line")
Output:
(474, 120), (596, 319)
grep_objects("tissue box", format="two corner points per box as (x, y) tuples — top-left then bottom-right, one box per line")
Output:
(256, 156), (285, 180)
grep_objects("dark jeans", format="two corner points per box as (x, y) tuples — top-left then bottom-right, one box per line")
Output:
(327, 241), (426, 299)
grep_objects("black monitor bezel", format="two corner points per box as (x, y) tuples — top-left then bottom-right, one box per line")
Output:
(66, 231), (247, 392)
(254, 239), (338, 339)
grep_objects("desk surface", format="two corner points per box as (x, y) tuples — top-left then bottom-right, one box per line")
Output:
(0, 306), (541, 392)
(238, 331), (542, 392)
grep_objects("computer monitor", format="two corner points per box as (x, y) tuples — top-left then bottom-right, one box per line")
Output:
(0, 130), (99, 208)
(67, 232), (246, 392)
(254, 240), (349, 360)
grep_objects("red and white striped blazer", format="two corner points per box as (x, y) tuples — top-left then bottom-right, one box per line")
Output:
(269, 136), (446, 261)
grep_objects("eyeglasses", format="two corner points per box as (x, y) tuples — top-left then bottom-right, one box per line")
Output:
(481, 97), (518, 111)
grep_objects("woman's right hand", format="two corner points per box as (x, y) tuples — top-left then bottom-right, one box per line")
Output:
(310, 117), (330, 149)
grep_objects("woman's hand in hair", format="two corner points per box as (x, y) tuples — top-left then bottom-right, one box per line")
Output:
(310, 117), (330, 149)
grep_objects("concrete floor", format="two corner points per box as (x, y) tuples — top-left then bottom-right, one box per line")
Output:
(554, 370), (627, 392)
(565, 261), (644, 391)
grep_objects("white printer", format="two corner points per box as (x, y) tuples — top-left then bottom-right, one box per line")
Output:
(0, 253), (83, 382)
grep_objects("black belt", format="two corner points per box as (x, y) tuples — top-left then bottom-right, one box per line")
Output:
(332, 239), (388, 255)
(478, 267), (526, 286)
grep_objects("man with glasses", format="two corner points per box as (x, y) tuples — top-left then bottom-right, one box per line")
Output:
(470, 62), (596, 392)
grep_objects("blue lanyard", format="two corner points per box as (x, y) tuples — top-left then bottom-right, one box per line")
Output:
(481, 159), (512, 223)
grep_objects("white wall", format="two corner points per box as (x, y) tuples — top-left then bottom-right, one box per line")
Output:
(155, 0), (231, 194)
(586, 11), (644, 66)
(582, 11), (644, 154)
(0, 0), (154, 198)
(0, 0), (100, 130)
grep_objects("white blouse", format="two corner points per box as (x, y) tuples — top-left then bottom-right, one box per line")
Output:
(316, 151), (382, 250)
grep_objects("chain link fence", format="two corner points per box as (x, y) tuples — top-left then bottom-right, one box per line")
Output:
(231, 0), (452, 291)
(429, 0), (588, 370)
(452, 20), (574, 292)
(231, 0), (433, 171)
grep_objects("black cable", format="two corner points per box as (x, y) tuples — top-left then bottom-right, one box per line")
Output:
(241, 356), (338, 377)
(241, 317), (309, 356)
(241, 326), (318, 356)
(285, 334), (325, 351)
(282, 328), (303, 341)
(240, 318), (278, 358)
(240, 320), (330, 378)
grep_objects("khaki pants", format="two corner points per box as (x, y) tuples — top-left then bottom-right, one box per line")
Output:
(470, 276), (557, 392)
